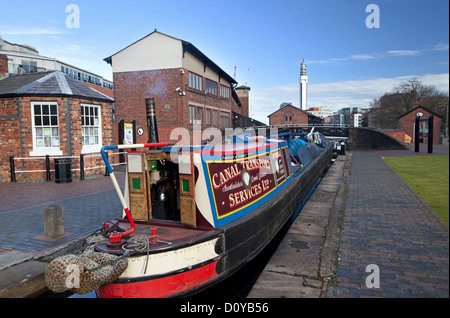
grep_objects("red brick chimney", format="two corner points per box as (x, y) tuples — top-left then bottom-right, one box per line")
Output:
(0, 54), (8, 79)
(236, 85), (250, 117)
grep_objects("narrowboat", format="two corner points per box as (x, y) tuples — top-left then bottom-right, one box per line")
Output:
(44, 99), (333, 298)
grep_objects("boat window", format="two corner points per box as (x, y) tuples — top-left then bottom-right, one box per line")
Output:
(132, 178), (141, 190)
(182, 179), (190, 193)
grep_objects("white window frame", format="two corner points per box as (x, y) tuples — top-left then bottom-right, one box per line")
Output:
(81, 104), (102, 154)
(30, 102), (63, 157)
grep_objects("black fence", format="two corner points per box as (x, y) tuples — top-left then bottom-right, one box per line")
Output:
(9, 152), (125, 182)
(248, 124), (349, 138)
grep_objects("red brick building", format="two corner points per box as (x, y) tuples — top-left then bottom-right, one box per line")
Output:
(104, 30), (249, 145)
(267, 103), (322, 126)
(0, 70), (114, 182)
(397, 105), (442, 145)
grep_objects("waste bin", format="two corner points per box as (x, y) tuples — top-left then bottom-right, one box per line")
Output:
(54, 158), (72, 183)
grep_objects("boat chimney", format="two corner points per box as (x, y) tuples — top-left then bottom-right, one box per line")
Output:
(146, 98), (159, 144)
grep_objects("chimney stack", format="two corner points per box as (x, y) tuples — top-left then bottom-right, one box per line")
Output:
(145, 98), (159, 144)
(236, 86), (251, 117)
(0, 54), (9, 79)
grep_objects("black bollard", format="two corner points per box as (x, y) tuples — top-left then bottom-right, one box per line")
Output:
(10, 156), (16, 182)
(414, 116), (420, 152)
(428, 116), (433, 154)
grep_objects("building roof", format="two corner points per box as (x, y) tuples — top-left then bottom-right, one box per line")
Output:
(103, 29), (237, 85)
(0, 71), (114, 102)
(397, 104), (443, 120)
(267, 104), (311, 117)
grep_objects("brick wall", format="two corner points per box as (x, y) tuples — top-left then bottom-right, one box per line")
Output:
(268, 105), (309, 126)
(0, 96), (114, 182)
(0, 54), (8, 79)
(347, 127), (410, 151)
(113, 68), (234, 145)
(380, 129), (407, 143)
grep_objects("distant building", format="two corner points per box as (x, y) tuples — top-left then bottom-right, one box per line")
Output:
(397, 105), (442, 145)
(329, 113), (344, 126)
(351, 113), (362, 127)
(267, 102), (322, 126)
(0, 37), (113, 96)
(306, 106), (332, 119)
(335, 107), (369, 127)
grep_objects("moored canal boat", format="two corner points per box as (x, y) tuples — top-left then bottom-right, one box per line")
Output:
(44, 106), (333, 298)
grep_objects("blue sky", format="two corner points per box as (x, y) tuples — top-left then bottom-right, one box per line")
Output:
(1, 0), (448, 124)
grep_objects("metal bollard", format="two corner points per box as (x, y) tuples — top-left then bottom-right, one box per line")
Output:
(10, 156), (16, 182)
(80, 153), (85, 180)
(46, 154), (51, 181)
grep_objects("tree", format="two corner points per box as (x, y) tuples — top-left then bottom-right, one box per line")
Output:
(369, 78), (449, 130)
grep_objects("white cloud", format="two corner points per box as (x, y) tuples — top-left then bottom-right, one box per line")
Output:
(309, 53), (381, 65)
(249, 73), (449, 124)
(309, 43), (448, 65)
(386, 50), (420, 56)
(0, 26), (65, 35)
(432, 44), (449, 51)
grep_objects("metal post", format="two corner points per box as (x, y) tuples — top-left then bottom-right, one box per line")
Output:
(45, 155), (51, 181)
(10, 156), (16, 182)
(414, 117), (420, 152)
(445, 104), (448, 139)
(80, 153), (85, 180)
(104, 152), (110, 176)
(428, 115), (433, 154)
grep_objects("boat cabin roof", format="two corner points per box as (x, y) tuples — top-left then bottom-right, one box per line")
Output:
(163, 138), (286, 156)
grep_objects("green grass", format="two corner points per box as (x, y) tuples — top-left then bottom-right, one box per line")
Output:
(383, 155), (449, 226)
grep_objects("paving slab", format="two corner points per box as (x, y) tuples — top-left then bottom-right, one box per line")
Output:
(0, 261), (48, 298)
(247, 271), (322, 298)
(248, 153), (349, 298)
(288, 215), (328, 237)
(301, 200), (333, 218)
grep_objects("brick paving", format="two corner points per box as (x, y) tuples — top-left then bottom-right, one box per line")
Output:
(329, 151), (449, 298)
(0, 147), (448, 298)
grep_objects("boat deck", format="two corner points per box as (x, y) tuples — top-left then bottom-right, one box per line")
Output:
(95, 220), (222, 255)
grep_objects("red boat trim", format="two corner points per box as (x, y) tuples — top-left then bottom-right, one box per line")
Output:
(97, 260), (219, 298)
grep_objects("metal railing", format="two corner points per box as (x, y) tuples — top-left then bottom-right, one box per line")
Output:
(9, 152), (127, 182)
(246, 124), (350, 138)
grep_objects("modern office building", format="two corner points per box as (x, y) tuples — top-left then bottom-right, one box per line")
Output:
(0, 37), (113, 95)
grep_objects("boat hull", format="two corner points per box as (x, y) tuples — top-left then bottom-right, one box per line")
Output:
(97, 144), (333, 298)
(97, 260), (219, 298)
